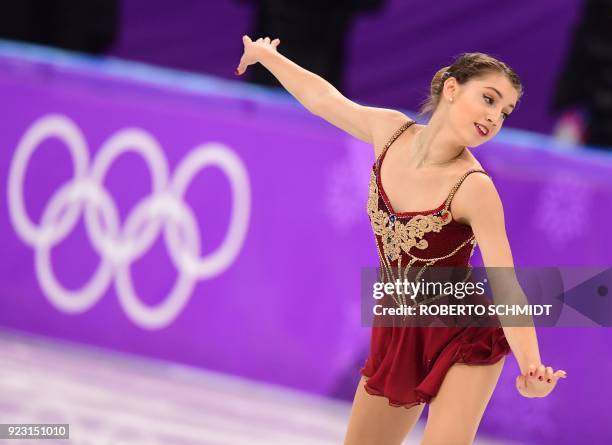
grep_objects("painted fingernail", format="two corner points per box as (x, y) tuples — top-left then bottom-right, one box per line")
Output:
(538, 376), (543, 380)
(547, 379), (551, 383)
(529, 372), (533, 376)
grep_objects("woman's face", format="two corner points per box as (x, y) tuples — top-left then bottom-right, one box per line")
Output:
(444, 72), (520, 147)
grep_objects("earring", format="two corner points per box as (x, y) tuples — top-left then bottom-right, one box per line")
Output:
(450, 97), (454, 102)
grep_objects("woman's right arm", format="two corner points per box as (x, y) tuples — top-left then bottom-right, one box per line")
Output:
(236, 36), (410, 151)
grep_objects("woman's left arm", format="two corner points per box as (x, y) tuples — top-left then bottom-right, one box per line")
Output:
(451, 172), (541, 375)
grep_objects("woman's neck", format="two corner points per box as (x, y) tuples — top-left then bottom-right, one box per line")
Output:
(410, 115), (467, 169)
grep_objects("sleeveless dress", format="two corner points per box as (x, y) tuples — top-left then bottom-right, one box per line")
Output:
(360, 119), (511, 409)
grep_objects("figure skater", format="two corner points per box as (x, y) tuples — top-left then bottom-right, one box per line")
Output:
(236, 35), (567, 445)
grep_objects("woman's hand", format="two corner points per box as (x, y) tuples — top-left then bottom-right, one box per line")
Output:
(515, 363), (567, 398)
(235, 35), (281, 76)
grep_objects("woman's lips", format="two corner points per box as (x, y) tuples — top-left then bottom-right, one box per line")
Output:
(474, 123), (487, 137)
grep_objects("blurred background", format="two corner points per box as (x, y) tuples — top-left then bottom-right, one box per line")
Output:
(0, 0), (611, 444)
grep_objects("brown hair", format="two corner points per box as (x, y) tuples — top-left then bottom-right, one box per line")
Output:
(417, 52), (523, 118)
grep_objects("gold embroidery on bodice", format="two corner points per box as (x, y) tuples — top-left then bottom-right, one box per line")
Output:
(367, 170), (451, 262)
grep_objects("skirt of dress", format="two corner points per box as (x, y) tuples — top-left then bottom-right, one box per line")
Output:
(359, 325), (511, 409)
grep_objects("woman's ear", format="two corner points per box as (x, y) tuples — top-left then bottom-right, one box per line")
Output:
(442, 78), (458, 102)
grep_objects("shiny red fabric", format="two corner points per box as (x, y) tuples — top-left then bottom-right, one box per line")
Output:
(360, 120), (511, 409)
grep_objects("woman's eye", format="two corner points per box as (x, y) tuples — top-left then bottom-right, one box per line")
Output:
(484, 95), (509, 120)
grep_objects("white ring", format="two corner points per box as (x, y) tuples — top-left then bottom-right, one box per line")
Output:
(8, 114), (89, 246)
(168, 143), (251, 278)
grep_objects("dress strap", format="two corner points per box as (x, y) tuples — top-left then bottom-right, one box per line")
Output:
(376, 119), (416, 169)
(444, 169), (490, 211)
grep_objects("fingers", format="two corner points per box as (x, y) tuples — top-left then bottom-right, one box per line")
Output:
(262, 36), (281, 49)
(518, 365), (566, 399)
(526, 363), (551, 381)
(236, 35), (281, 75)
(527, 363), (536, 377)
(545, 366), (554, 383)
(525, 363), (568, 383)
(250, 36), (280, 47)
(535, 364), (546, 381)
(237, 35), (251, 75)
(235, 60), (243, 75)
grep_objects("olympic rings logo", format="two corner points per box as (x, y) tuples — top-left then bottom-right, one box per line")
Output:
(7, 114), (251, 329)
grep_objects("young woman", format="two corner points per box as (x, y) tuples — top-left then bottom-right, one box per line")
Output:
(236, 36), (567, 445)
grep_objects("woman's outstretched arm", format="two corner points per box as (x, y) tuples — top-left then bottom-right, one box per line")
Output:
(236, 35), (409, 148)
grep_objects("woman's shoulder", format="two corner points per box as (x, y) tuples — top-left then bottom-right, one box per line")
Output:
(448, 160), (498, 225)
(372, 113), (417, 159)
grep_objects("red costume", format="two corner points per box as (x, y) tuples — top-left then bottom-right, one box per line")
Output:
(360, 119), (511, 408)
